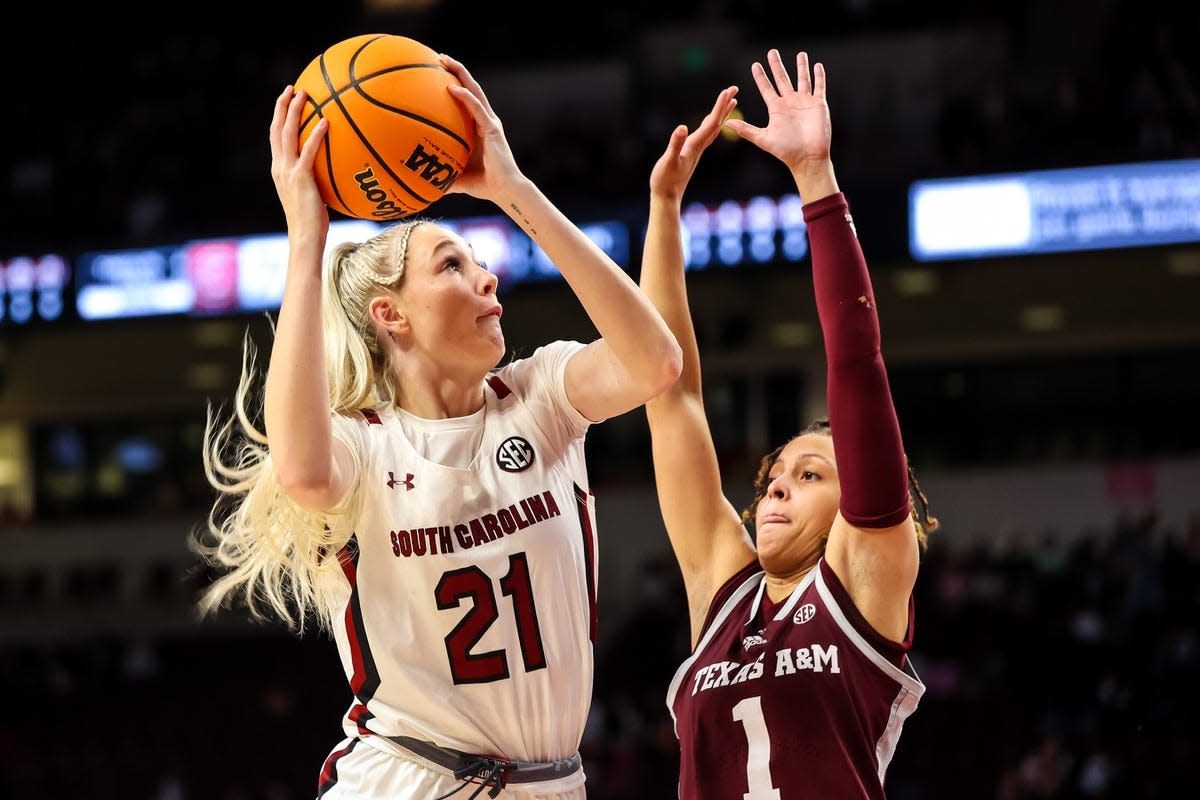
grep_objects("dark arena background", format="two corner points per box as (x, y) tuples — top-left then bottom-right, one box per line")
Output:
(3, 2), (1199, 798)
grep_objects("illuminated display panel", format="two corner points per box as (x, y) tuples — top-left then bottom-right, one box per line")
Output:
(909, 159), (1200, 261)
(0, 254), (70, 327)
(69, 195), (803, 322)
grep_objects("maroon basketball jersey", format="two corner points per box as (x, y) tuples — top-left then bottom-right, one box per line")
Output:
(667, 557), (924, 800)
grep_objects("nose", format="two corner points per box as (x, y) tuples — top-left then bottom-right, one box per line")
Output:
(768, 475), (790, 500)
(479, 265), (499, 296)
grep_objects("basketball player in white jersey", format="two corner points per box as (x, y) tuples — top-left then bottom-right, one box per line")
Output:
(197, 53), (682, 799)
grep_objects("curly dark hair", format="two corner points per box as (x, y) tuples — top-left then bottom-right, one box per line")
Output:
(739, 418), (938, 549)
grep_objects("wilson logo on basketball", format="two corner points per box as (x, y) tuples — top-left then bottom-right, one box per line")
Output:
(353, 166), (404, 218)
(793, 603), (817, 625)
(496, 436), (535, 473)
(404, 144), (460, 191)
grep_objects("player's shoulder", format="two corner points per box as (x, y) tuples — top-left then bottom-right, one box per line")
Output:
(498, 340), (586, 371)
(331, 407), (389, 429)
(490, 340), (587, 393)
(700, 560), (763, 638)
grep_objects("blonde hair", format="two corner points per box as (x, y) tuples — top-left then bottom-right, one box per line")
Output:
(194, 219), (426, 632)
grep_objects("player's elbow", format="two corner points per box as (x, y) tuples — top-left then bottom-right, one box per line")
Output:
(277, 465), (338, 509)
(647, 339), (684, 398)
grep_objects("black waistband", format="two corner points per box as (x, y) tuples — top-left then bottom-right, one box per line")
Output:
(389, 735), (582, 785)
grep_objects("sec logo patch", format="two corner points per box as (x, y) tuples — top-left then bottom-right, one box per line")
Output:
(497, 436), (535, 473)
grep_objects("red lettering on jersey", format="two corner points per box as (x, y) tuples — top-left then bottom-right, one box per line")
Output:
(454, 524), (473, 549)
(482, 513), (503, 541)
(389, 491), (566, 557)
(527, 495), (549, 521)
(517, 499), (535, 528)
(542, 490), (560, 517)
(469, 519), (489, 547)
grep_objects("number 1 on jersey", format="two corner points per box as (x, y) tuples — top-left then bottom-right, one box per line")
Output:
(732, 695), (781, 800)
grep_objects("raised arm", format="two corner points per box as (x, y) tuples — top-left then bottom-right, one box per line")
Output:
(263, 86), (356, 511)
(640, 88), (757, 645)
(727, 51), (918, 641)
(440, 54), (682, 423)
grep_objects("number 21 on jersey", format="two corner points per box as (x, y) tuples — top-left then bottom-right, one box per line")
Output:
(435, 551), (546, 684)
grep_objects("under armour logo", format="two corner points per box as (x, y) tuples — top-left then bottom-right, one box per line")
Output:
(387, 471), (415, 490)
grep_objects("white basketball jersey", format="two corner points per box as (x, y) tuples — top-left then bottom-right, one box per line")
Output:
(325, 340), (600, 764)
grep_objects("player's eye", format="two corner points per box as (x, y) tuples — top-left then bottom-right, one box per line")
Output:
(801, 471), (819, 481)
(443, 256), (462, 272)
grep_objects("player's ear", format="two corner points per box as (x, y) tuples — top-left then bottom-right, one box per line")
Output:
(370, 294), (409, 337)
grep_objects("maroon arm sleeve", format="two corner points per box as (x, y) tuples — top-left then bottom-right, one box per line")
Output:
(803, 192), (911, 528)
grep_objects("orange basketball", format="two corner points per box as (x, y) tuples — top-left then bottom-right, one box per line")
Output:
(294, 34), (476, 221)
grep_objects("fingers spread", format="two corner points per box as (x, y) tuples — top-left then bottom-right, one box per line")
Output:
(298, 118), (328, 170)
(723, 117), (760, 146)
(269, 85), (293, 158)
(440, 53), (495, 116)
(666, 124), (688, 159)
(281, 90), (307, 156)
(796, 52), (812, 95)
(447, 84), (487, 125)
(767, 49), (794, 95)
(750, 61), (778, 104)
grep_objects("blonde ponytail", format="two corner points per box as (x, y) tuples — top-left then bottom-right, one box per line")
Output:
(193, 219), (426, 632)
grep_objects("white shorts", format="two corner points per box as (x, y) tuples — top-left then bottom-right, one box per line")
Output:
(316, 736), (588, 800)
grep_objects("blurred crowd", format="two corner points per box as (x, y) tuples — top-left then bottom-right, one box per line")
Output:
(3, 2), (1199, 797)
(0, 509), (1195, 798)
(4, 1), (1198, 256)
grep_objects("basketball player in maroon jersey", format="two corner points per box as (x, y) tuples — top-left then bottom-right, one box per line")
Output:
(639, 50), (939, 799)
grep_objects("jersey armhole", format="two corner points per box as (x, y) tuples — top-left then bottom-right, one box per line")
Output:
(817, 558), (914, 665)
(697, 559), (760, 640)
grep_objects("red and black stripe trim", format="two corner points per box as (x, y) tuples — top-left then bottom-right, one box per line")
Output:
(487, 374), (512, 399)
(339, 536), (382, 736)
(317, 737), (359, 798)
(574, 484), (598, 642)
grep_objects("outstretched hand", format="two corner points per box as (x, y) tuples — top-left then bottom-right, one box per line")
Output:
(650, 86), (739, 203)
(269, 85), (329, 237)
(439, 53), (524, 204)
(725, 50), (831, 174)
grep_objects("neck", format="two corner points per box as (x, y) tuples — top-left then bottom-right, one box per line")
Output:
(392, 359), (487, 419)
(763, 560), (817, 603)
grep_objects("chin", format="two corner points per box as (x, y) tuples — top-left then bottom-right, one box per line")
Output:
(478, 336), (505, 370)
(754, 527), (790, 561)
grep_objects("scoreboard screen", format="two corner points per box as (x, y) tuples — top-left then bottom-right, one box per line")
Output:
(909, 159), (1200, 261)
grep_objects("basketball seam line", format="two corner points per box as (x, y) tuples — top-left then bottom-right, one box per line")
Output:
(299, 63), (447, 131)
(334, 38), (436, 209)
(351, 78), (472, 152)
(315, 54), (357, 217)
